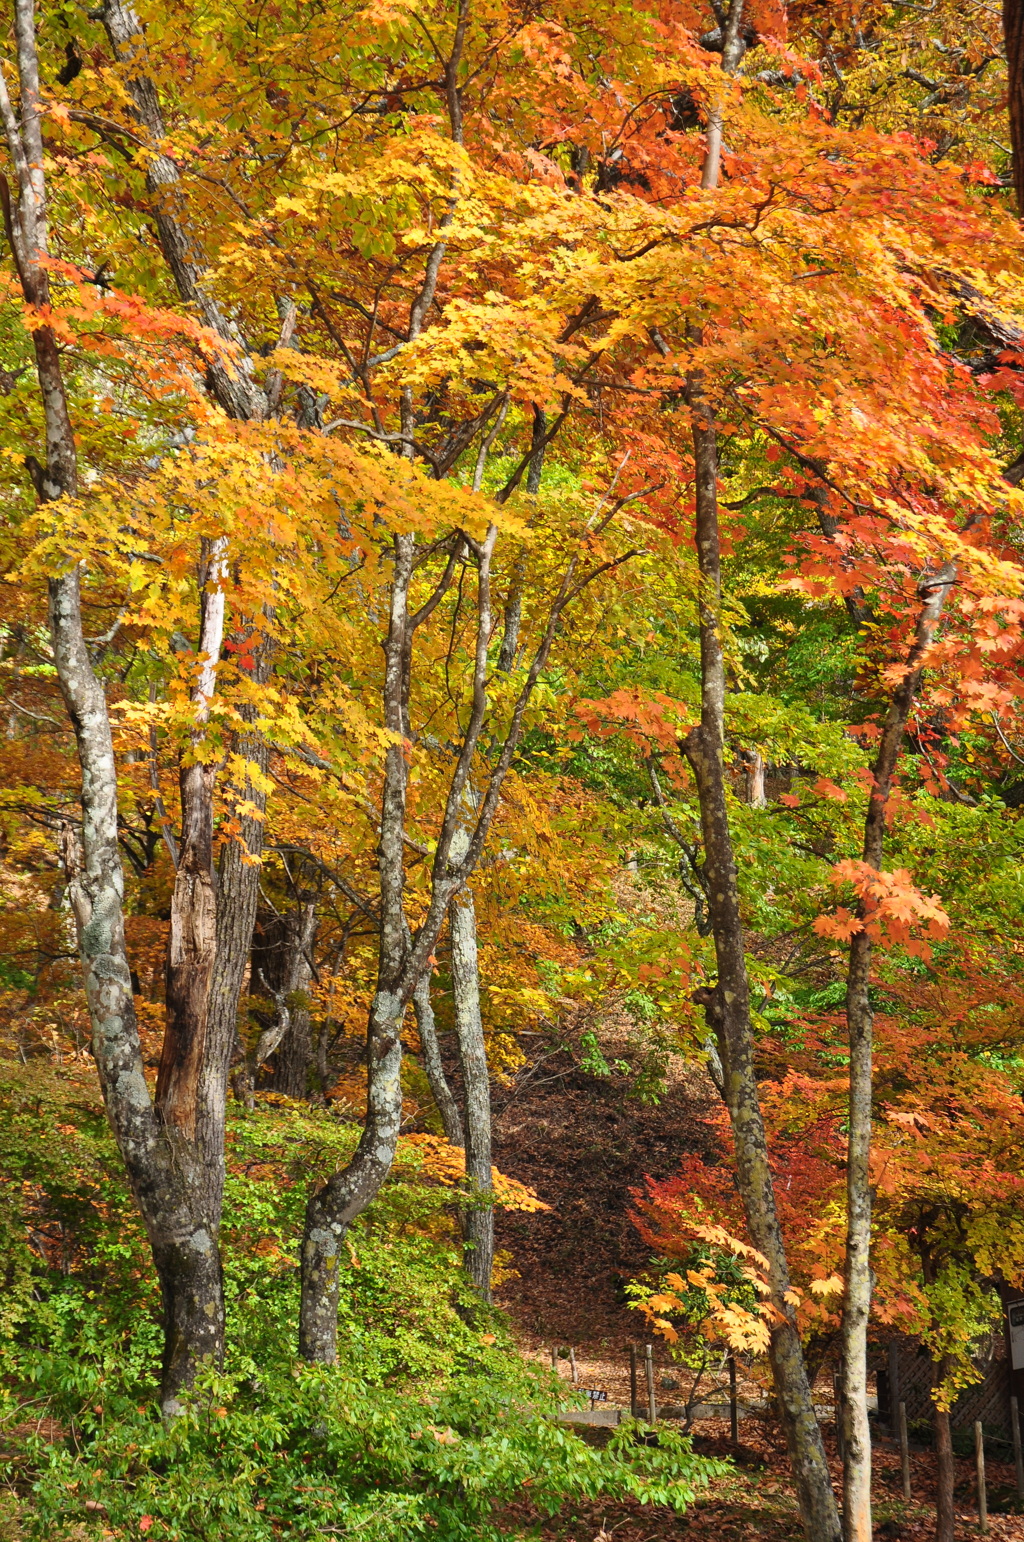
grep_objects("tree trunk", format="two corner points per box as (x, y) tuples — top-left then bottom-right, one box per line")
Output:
(299, 532), (417, 1364)
(840, 565), (955, 1542)
(448, 859), (494, 1301)
(413, 975), (464, 1145)
(0, 0), (225, 1415)
(683, 375), (841, 1542)
(674, 11), (840, 1535)
(157, 541), (226, 1138)
(299, 983), (406, 1362)
(200, 685), (271, 1227)
(272, 901), (317, 1099)
(1005, 0), (1024, 217)
(935, 1398), (956, 1542)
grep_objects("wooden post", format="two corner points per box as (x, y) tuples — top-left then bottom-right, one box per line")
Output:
(550, 1344), (558, 1373)
(629, 1344), (638, 1420)
(833, 1370), (845, 1461)
(888, 1340), (900, 1429)
(729, 1353), (739, 1444)
(898, 1400), (911, 1501)
(1012, 1394), (1024, 1500)
(975, 1419), (988, 1533)
(645, 1343), (657, 1424)
(569, 1346), (578, 1385)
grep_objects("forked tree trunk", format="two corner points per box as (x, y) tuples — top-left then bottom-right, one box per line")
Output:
(0, 0), (226, 1415)
(298, 532), (417, 1364)
(297, 447), (626, 1358)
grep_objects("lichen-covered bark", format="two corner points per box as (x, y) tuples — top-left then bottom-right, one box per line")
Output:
(684, 392), (840, 1542)
(413, 976), (464, 1146)
(448, 862), (494, 1301)
(840, 565), (955, 1542)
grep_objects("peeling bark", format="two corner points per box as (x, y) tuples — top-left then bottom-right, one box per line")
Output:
(0, 0), (225, 1414)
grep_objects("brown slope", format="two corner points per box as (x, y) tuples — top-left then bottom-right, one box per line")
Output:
(492, 1038), (720, 1351)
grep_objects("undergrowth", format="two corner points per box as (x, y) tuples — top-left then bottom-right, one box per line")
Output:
(0, 1061), (728, 1540)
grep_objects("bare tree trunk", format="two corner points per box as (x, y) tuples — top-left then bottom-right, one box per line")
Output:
(684, 638), (840, 1541)
(745, 750), (766, 806)
(299, 532), (417, 1364)
(840, 565), (955, 1542)
(413, 975), (464, 1145)
(448, 837), (493, 1301)
(299, 982), (406, 1361)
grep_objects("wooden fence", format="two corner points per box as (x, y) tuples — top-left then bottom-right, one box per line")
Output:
(877, 1335), (1013, 1436)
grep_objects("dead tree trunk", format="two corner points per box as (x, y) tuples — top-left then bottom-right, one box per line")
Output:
(156, 540), (227, 1137)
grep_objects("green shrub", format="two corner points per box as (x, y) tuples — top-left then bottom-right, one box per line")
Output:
(0, 1065), (729, 1539)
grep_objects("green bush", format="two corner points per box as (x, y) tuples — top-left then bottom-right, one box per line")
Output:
(0, 1065), (729, 1539)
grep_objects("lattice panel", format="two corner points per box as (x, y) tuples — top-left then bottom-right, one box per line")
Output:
(887, 1338), (1011, 1435)
(950, 1359), (1010, 1434)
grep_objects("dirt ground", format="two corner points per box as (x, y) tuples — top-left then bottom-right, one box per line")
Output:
(491, 1031), (1017, 1540)
(496, 1416), (1024, 1542)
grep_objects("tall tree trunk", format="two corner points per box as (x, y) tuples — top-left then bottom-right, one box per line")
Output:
(0, 0), (225, 1415)
(101, 0), (277, 1293)
(299, 532), (417, 1364)
(1004, 0), (1024, 217)
(679, 8), (840, 1538)
(448, 839), (494, 1302)
(683, 596), (840, 1541)
(840, 564), (955, 1542)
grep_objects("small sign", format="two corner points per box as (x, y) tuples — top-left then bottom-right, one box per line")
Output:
(1009, 1301), (1024, 1370)
(587, 1388), (608, 1408)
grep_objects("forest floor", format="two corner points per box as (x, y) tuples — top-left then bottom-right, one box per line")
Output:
(492, 1027), (1019, 1541)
